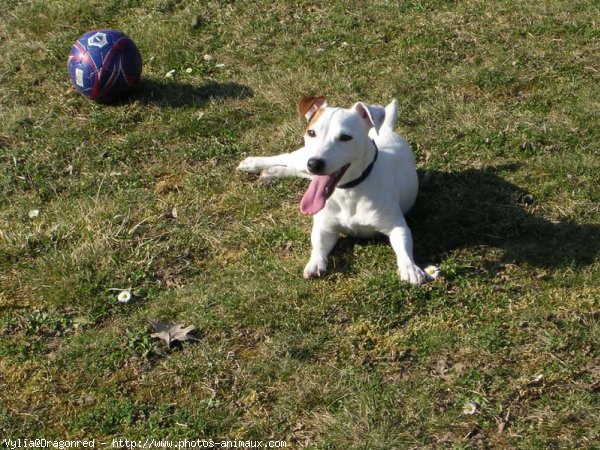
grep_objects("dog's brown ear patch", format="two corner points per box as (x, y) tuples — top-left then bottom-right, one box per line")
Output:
(297, 96), (327, 122)
(306, 108), (325, 130)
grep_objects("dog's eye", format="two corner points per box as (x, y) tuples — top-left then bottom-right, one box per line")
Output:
(307, 129), (316, 138)
(339, 134), (353, 142)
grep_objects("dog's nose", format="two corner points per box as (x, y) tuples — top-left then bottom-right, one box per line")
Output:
(307, 157), (326, 175)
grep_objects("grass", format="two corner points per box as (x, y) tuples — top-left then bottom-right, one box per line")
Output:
(1, 0), (599, 448)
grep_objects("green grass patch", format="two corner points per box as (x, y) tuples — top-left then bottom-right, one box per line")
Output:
(1, 0), (598, 447)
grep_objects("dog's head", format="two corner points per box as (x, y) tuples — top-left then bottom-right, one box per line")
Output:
(297, 96), (386, 215)
(298, 96), (385, 175)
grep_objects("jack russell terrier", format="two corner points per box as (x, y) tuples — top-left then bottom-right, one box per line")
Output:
(238, 96), (425, 285)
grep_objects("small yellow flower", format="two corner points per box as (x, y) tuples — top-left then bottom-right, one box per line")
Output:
(463, 401), (479, 415)
(117, 290), (131, 303)
(424, 265), (441, 280)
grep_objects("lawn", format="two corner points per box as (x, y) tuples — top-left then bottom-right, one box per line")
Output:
(1, 0), (599, 448)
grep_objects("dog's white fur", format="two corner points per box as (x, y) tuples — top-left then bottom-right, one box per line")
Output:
(238, 97), (425, 285)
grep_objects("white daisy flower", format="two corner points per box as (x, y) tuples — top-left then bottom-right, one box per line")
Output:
(424, 265), (441, 280)
(117, 290), (131, 303)
(165, 69), (176, 78)
(185, 67), (193, 73)
(462, 401), (479, 415)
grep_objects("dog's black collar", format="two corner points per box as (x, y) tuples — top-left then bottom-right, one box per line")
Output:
(337, 140), (379, 189)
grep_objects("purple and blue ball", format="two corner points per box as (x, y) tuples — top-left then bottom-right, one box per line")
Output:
(68, 29), (142, 103)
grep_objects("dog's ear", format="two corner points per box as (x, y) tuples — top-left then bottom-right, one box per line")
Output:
(298, 96), (328, 122)
(353, 102), (386, 133)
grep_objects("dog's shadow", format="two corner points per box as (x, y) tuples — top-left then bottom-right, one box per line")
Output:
(133, 79), (253, 107)
(333, 164), (599, 273)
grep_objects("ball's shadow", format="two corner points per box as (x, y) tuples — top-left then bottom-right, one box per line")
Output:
(332, 164), (599, 274)
(133, 78), (254, 107)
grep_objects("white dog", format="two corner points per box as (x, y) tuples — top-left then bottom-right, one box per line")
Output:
(238, 96), (425, 285)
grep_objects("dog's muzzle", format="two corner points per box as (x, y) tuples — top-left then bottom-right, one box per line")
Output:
(307, 157), (326, 175)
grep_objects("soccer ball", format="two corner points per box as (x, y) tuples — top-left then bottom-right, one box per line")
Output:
(68, 29), (142, 103)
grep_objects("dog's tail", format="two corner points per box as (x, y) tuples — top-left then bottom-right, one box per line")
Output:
(382, 99), (399, 131)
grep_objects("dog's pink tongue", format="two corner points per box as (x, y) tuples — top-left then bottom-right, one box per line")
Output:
(300, 175), (331, 216)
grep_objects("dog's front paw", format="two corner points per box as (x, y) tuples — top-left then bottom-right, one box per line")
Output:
(303, 259), (327, 279)
(398, 262), (425, 285)
(237, 157), (265, 173)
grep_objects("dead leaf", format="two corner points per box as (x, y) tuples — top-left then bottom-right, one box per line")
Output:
(453, 362), (466, 376)
(154, 177), (180, 194)
(432, 358), (450, 377)
(150, 321), (199, 348)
